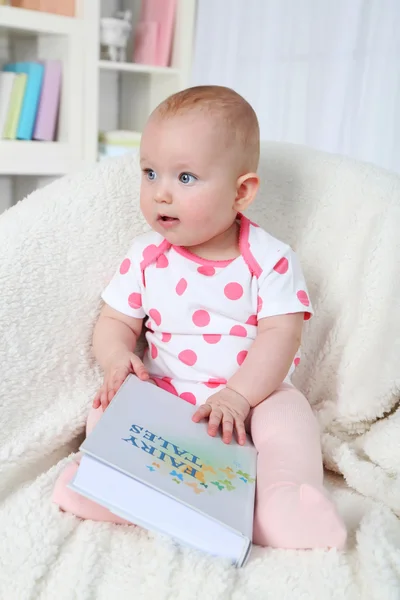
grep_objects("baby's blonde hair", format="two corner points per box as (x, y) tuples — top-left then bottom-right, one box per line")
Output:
(152, 85), (260, 172)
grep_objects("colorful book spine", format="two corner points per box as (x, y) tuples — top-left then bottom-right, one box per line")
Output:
(0, 72), (16, 138)
(3, 62), (44, 140)
(33, 61), (62, 141)
(3, 74), (27, 140)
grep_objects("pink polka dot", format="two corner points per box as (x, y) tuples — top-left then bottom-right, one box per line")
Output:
(176, 278), (187, 296)
(151, 344), (158, 359)
(297, 290), (310, 307)
(178, 349), (197, 366)
(149, 308), (161, 326)
(205, 378), (227, 389)
(230, 325), (247, 337)
(142, 244), (158, 263)
(162, 332), (171, 342)
(246, 315), (258, 326)
(192, 310), (210, 327)
(273, 257), (289, 274)
(203, 334), (221, 344)
(180, 392), (196, 405)
(257, 296), (263, 313)
(119, 258), (131, 274)
(146, 321), (154, 332)
(224, 282), (243, 300)
(294, 357), (301, 366)
(237, 350), (248, 366)
(156, 254), (169, 268)
(153, 377), (178, 396)
(197, 266), (215, 276)
(128, 293), (142, 309)
(304, 312), (312, 321)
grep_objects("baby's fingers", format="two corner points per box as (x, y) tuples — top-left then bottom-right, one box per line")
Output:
(222, 410), (234, 444)
(235, 417), (247, 446)
(130, 355), (149, 381)
(192, 403), (212, 423)
(207, 406), (223, 437)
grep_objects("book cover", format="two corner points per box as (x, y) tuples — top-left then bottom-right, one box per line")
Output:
(134, 0), (177, 67)
(33, 60), (62, 141)
(4, 62), (44, 140)
(78, 375), (257, 540)
(0, 72), (16, 138)
(2, 73), (27, 140)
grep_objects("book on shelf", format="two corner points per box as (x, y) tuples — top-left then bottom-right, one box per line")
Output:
(133, 0), (177, 67)
(4, 62), (44, 140)
(3, 74), (27, 139)
(70, 375), (257, 567)
(10, 0), (75, 15)
(0, 72), (16, 137)
(1, 61), (62, 142)
(98, 130), (141, 161)
(34, 61), (62, 141)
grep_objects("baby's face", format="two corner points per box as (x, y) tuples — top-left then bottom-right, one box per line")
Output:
(139, 113), (239, 247)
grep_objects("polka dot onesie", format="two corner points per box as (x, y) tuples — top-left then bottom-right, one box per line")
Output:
(102, 215), (313, 406)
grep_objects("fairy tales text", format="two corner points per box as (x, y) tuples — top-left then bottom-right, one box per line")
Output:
(122, 423), (204, 480)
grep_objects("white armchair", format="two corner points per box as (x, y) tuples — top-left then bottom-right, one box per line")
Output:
(1, 142), (399, 599)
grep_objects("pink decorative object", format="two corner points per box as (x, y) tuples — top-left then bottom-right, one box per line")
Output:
(133, 21), (158, 65)
(133, 0), (177, 67)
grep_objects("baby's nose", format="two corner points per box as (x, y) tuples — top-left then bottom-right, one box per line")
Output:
(154, 190), (173, 204)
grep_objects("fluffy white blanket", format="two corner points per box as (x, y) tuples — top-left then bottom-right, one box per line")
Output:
(1, 142), (399, 599)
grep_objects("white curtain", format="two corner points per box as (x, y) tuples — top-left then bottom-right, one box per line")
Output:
(192, 0), (400, 173)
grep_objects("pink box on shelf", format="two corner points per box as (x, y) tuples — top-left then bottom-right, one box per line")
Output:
(133, 0), (177, 67)
(133, 21), (158, 66)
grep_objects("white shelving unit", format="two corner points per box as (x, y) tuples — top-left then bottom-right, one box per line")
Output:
(0, 3), (86, 176)
(0, 0), (196, 207)
(91, 0), (196, 164)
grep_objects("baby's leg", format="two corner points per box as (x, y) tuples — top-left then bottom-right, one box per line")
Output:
(250, 384), (347, 549)
(52, 406), (129, 524)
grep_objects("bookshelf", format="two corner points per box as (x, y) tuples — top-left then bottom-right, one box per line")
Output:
(0, 0), (196, 207)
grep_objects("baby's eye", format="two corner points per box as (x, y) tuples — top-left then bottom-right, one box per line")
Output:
(144, 169), (156, 181)
(179, 172), (196, 185)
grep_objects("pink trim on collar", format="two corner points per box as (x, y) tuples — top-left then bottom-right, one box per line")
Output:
(139, 214), (262, 282)
(140, 238), (171, 285)
(172, 244), (235, 267)
(238, 214), (262, 278)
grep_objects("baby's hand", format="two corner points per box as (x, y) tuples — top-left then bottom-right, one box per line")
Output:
(192, 388), (251, 446)
(92, 350), (149, 411)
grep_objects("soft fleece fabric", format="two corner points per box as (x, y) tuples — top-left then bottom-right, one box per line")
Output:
(0, 142), (399, 599)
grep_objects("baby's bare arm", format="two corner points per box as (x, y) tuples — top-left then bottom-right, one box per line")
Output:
(93, 304), (143, 370)
(92, 304), (148, 409)
(227, 313), (304, 408)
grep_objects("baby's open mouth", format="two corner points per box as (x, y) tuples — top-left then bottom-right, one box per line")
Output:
(158, 215), (180, 228)
(158, 215), (179, 222)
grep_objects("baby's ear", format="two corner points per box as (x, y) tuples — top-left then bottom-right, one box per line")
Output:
(234, 173), (260, 212)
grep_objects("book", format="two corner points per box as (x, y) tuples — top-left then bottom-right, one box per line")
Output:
(3, 62), (44, 140)
(70, 375), (257, 567)
(0, 72), (16, 138)
(2, 73), (27, 139)
(33, 60), (62, 141)
(133, 0), (177, 67)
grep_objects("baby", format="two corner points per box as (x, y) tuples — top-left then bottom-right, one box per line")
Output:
(53, 85), (347, 550)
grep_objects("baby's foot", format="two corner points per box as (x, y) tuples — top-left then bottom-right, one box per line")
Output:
(253, 482), (347, 549)
(53, 461), (130, 525)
